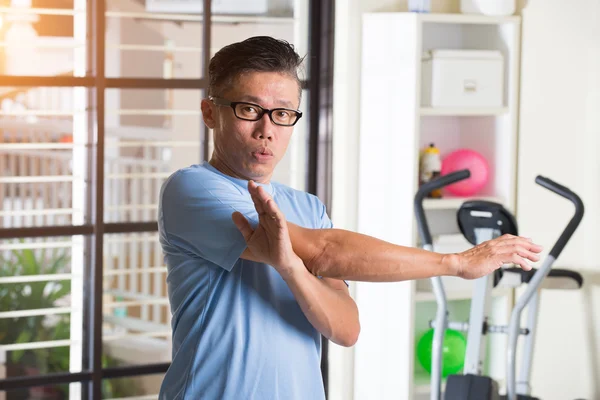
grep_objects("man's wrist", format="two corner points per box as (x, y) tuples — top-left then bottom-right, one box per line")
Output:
(441, 253), (462, 277)
(278, 255), (308, 282)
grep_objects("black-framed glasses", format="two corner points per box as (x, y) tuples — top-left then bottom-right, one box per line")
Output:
(210, 96), (303, 127)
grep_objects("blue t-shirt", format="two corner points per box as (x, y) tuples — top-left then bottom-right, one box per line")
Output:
(157, 161), (333, 400)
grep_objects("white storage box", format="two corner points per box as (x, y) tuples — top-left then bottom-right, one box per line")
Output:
(421, 49), (504, 108)
(146, 0), (269, 14)
(460, 0), (516, 16)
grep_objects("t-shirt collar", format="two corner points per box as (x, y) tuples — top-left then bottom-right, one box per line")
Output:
(202, 161), (274, 196)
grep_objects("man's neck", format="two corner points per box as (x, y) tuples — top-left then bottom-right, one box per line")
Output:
(209, 156), (271, 184)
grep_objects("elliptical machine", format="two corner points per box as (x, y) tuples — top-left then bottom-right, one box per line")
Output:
(414, 170), (585, 400)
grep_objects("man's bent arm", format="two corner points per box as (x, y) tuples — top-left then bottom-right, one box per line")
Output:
(239, 243), (361, 345)
(282, 256), (360, 347)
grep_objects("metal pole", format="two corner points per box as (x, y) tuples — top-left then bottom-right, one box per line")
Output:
(202, 0), (212, 162)
(89, 0), (106, 397)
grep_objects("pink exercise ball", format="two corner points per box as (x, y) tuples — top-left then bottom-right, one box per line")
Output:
(441, 149), (489, 197)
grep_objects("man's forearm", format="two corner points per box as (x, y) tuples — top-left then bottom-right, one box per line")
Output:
(281, 256), (360, 347)
(289, 225), (458, 282)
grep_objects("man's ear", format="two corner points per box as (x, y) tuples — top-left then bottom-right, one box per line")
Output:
(201, 99), (217, 129)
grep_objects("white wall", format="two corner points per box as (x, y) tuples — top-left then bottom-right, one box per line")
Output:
(331, 2), (464, 399)
(516, 0), (600, 399)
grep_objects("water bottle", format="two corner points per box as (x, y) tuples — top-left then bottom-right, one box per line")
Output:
(409, 0), (431, 13)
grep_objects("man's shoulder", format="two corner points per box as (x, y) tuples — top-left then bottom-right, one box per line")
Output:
(273, 182), (318, 202)
(273, 182), (327, 214)
(161, 163), (244, 199)
(164, 163), (229, 185)
(272, 182), (332, 228)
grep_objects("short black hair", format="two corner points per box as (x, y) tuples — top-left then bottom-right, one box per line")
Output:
(208, 36), (305, 100)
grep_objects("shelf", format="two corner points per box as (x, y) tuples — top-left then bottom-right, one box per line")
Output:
(102, 10), (295, 25)
(414, 373), (446, 394)
(415, 376), (506, 396)
(423, 196), (504, 210)
(418, 12), (520, 25)
(420, 107), (509, 116)
(210, 15), (295, 24)
(415, 287), (512, 302)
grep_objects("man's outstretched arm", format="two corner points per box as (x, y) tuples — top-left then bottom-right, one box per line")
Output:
(242, 181), (543, 282)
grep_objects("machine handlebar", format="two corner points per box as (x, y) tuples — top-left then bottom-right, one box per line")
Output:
(535, 175), (585, 259)
(414, 170), (471, 246)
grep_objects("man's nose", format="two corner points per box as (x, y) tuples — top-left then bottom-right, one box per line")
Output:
(254, 113), (274, 140)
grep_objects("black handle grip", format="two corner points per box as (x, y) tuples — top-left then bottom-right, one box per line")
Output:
(535, 175), (585, 259)
(414, 170), (471, 246)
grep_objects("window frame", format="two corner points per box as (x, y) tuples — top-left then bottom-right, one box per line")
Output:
(0, 0), (335, 398)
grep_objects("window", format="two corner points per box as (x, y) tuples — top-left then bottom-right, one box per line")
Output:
(0, 1), (334, 399)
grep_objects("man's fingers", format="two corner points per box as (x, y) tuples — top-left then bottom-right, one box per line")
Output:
(495, 237), (544, 256)
(516, 240), (543, 253)
(255, 186), (277, 219)
(490, 244), (537, 271)
(265, 198), (285, 228)
(248, 181), (265, 214)
(499, 245), (541, 262)
(256, 185), (272, 203)
(517, 247), (541, 262)
(480, 237), (542, 272)
(246, 181), (285, 227)
(232, 211), (253, 242)
(526, 242), (544, 253)
(248, 181), (277, 219)
(510, 254), (533, 271)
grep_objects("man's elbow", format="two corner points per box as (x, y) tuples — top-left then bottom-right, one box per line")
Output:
(345, 323), (361, 347)
(306, 239), (333, 277)
(334, 320), (361, 348)
(291, 225), (336, 277)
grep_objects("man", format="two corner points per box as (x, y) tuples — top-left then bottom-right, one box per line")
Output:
(158, 36), (542, 400)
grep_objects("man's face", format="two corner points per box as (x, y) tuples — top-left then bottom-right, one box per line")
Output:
(201, 71), (300, 183)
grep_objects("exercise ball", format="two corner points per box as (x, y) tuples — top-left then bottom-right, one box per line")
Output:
(441, 149), (489, 196)
(416, 328), (466, 377)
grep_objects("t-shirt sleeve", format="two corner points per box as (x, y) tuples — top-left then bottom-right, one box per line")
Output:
(314, 196), (349, 287)
(317, 200), (334, 230)
(159, 169), (258, 272)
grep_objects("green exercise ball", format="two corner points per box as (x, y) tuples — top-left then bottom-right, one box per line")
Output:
(416, 328), (466, 377)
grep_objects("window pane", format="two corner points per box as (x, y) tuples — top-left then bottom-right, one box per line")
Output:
(102, 373), (166, 399)
(270, 88), (309, 191)
(104, 88), (202, 223)
(0, 1), (87, 77)
(3, 383), (73, 400)
(102, 233), (171, 369)
(0, 86), (92, 228)
(210, 0), (308, 76)
(211, 19), (295, 58)
(0, 236), (83, 386)
(105, 0), (202, 79)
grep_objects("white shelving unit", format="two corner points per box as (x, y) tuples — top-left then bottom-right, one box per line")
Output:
(423, 195), (504, 210)
(354, 12), (521, 400)
(414, 286), (512, 302)
(420, 107), (509, 116)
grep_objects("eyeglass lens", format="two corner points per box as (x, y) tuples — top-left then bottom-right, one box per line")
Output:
(234, 103), (298, 126)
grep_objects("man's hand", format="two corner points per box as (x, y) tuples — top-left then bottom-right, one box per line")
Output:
(232, 180), (301, 280)
(448, 234), (543, 280)
(234, 182), (361, 347)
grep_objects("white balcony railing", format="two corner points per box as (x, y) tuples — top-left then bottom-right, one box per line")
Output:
(0, 86), (177, 399)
